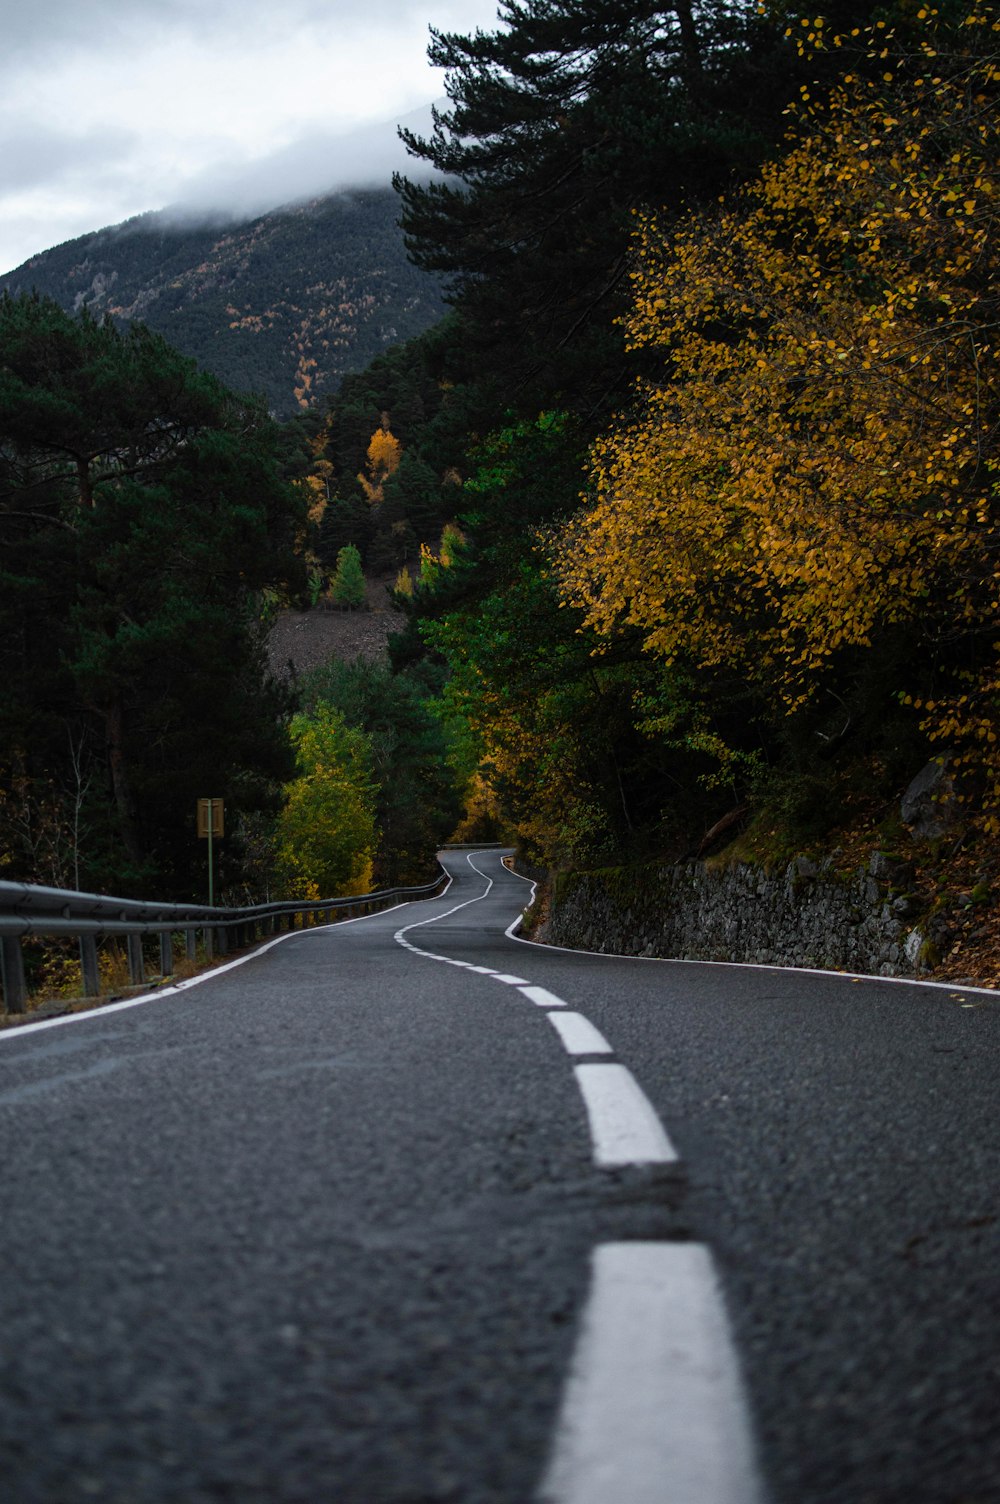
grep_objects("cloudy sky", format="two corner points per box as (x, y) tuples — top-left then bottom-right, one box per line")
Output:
(0, 0), (501, 275)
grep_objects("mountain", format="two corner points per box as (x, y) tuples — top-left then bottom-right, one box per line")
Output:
(0, 189), (444, 418)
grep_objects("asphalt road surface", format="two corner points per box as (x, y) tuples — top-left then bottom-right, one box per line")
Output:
(1, 849), (998, 1503)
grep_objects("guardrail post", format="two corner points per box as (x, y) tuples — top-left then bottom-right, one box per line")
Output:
(215, 927), (228, 957)
(127, 934), (145, 986)
(186, 929), (197, 962)
(204, 927), (214, 960)
(1, 936), (27, 1015)
(160, 931), (174, 978)
(79, 936), (100, 997)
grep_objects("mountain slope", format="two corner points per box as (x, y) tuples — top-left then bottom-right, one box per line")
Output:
(0, 189), (443, 418)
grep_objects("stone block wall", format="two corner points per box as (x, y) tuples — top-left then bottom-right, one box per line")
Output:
(540, 853), (927, 977)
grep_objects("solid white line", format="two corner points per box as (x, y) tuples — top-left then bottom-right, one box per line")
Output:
(573, 1063), (677, 1166)
(539, 1242), (762, 1504)
(547, 1012), (613, 1056)
(0, 896), (433, 1044)
(393, 852), (493, 957)
(506, 875), (1000, 999)
(519, 984), (568, 1009)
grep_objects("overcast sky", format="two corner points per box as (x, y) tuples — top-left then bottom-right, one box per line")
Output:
(0, 0), (500, 275)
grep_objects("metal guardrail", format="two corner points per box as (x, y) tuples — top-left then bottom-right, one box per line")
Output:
(0, 867), (449, 1016)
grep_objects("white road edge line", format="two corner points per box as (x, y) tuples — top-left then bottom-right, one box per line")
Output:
(0, 891), (444, 1044)
(574, 1062), (678, 1166)
(393, 852), (494, 960)
(547, 1012), (613, 1056)
(493, 849), (1000, 1001)
(538, 1242), (763, 1504)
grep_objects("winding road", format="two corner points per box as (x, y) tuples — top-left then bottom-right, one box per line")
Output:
(1, 849), (998, 1503)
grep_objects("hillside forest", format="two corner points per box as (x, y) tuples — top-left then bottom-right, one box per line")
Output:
(2, 1), (999, 991)
(0, 191), (445, 420)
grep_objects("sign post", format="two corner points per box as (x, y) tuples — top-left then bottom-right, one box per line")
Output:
(197, 798), (225, 906)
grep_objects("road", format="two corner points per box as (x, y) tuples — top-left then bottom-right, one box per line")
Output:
(1, 849), (998, 1503)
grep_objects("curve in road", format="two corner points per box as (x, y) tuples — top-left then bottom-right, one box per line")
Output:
(2, 848), (998, 1504)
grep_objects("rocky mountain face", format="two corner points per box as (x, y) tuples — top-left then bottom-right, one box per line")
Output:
(0, 189), (443, 418)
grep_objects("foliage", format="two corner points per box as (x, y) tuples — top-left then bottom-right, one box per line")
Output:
(420, 545), (711, 867)
(328, 543), (367, 609)
(394, 0), (883, 415)
(276, 706), (377, 898)
(296, 659), (463, 884)
(0, 191), (444, 420)
(558, 5), (1000, 824)
(358, 425), (403, 504)
(0, 293), (304, 896)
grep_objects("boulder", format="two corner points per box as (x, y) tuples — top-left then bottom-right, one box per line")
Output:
(901, 757), (957, 841)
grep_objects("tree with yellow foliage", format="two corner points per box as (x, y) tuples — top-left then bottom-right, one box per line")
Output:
(358, 421), (403, 504)
(276, 707), (377, 897)
(558, 4), (1000, 821)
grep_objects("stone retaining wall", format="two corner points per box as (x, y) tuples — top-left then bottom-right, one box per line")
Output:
(540, 852), (928, 977)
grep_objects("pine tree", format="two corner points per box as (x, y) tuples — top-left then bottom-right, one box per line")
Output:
(395, 1), (813, 412)
(0, 293), (304, 894)
(329, 543), (367, 610)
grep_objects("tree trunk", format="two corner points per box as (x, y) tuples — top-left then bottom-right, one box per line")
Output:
(672, 0), (703, 87)
(76, 456), (94, 509)
(104, 697), (143, 869)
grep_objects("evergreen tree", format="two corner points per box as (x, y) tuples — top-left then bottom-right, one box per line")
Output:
(328, 543), (367, 609)
(395, 2), (806, 412)
(0, 293), (304, 896)
(297, 660), (463, 884)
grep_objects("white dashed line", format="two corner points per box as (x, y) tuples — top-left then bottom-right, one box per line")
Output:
(547, 1012), (613, 1056)
(573, 1063), (678, 1166)
(539, 1242), (762, 1504)
(518, 984), (568, 1008)
(401, 852), (762, 1503)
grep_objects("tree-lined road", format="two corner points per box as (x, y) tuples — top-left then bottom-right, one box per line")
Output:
(1, 850), (998, 1502)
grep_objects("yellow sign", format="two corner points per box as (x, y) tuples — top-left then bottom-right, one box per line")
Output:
(197, 799), (225, 838)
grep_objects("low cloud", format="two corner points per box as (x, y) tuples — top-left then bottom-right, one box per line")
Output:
(169, 104), (436, 222)
(0, 0), (498, 273)
(0, 124), (142, 194)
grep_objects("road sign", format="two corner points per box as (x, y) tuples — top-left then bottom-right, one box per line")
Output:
(197, 799), (225, 838)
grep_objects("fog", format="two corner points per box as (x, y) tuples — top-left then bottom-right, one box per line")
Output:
(166, 103), (437, 225)
(0, 0), (497, 273)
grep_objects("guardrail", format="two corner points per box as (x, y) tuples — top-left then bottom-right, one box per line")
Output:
(0, 867), (449, 1016)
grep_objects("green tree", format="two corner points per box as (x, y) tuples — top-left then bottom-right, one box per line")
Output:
(395, 1), (829, 413)
(328, 543), (367, 609)
(298, 660), (463, 884)
(0, 293), (304, 896)
(277, 706), (377, 897)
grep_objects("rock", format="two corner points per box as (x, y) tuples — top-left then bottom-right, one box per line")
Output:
(869, 850), (917, 886)
(904, 928), (927, 967)
(901, 756), (957, 841)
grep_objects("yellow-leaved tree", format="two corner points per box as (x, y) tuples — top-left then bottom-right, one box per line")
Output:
(558, 5), (1000, 820)
(277, 706), (377, 898)
(358, 420), (403, 505)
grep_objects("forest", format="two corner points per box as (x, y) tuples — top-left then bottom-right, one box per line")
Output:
(0, 191), (444, 419)
(2, 0), (998, 983)
(304, 0), (999, 875)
